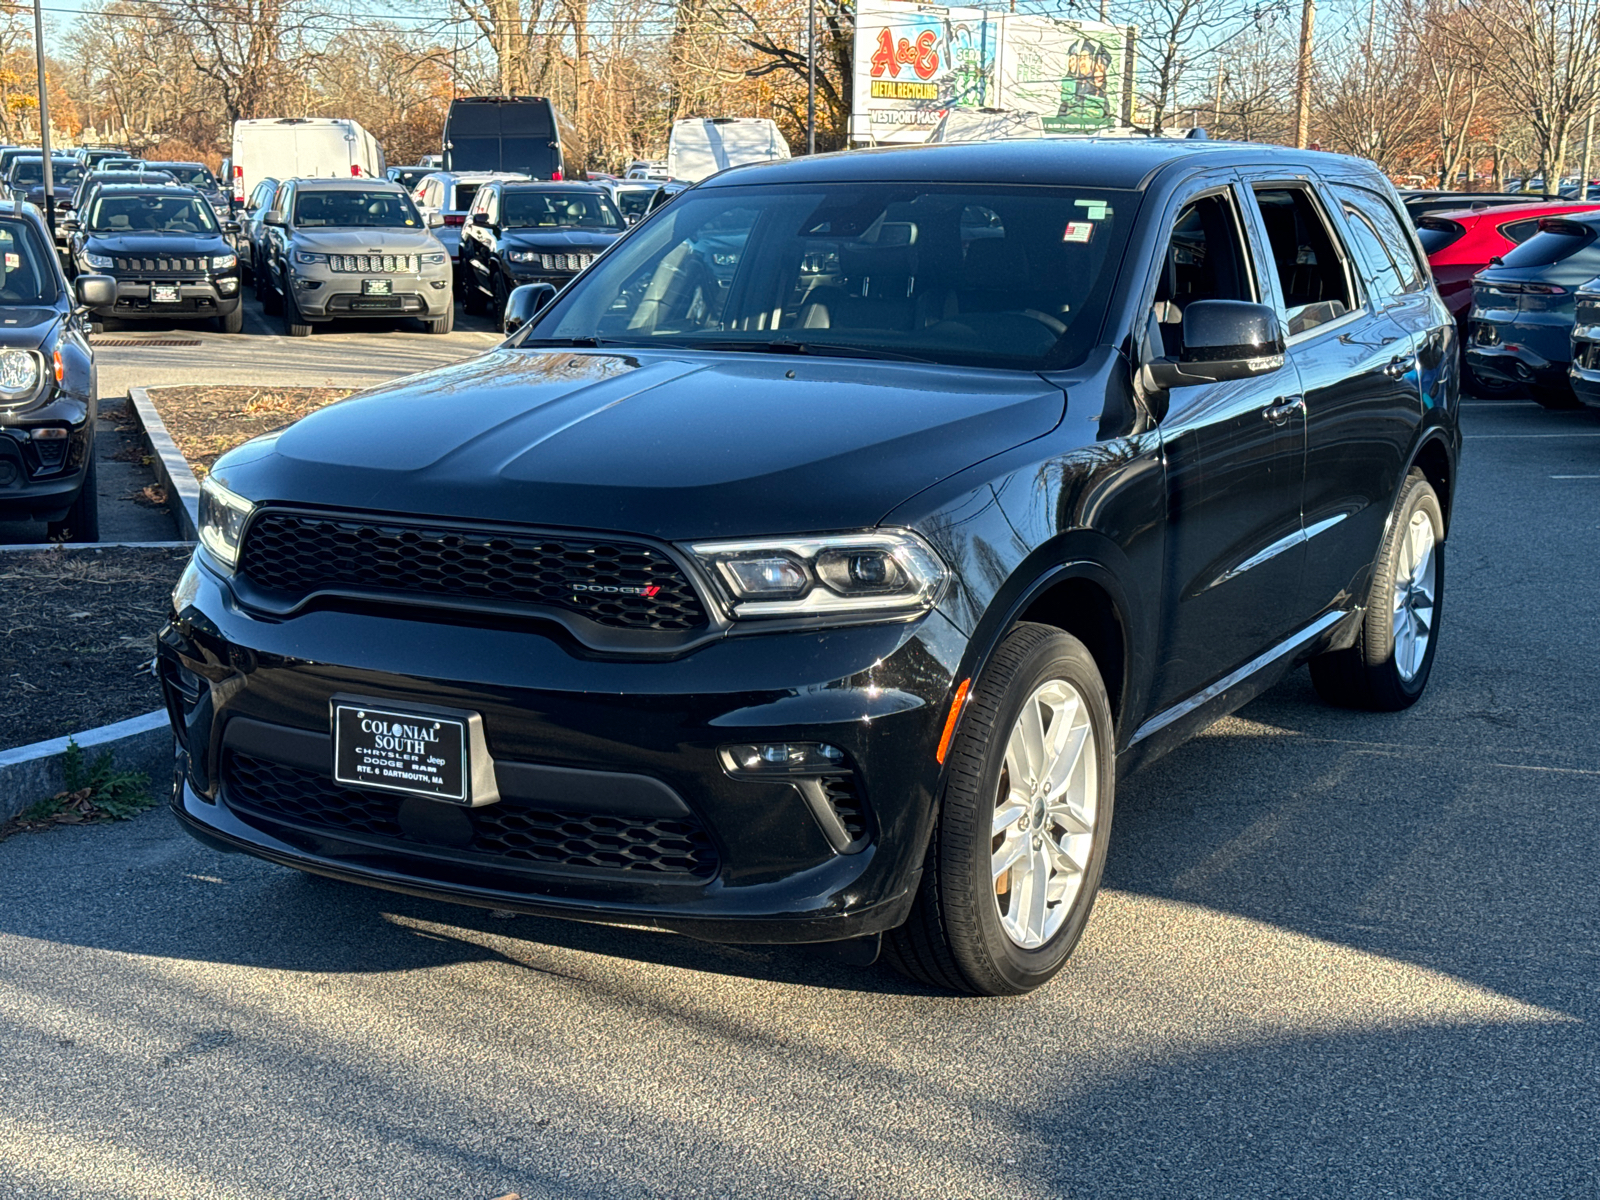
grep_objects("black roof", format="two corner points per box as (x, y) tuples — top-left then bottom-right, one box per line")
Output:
(90, 183), (202, 197)
(700, 137), (1377, 191)
(500, 181), (605, 192)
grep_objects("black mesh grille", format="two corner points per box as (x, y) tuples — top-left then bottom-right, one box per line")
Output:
(238, 512), (708, 631)
(224, 751), (719, 878)
(820, 774), (868, 843)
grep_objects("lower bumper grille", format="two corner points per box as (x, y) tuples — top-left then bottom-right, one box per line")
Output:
(223, 751), (720, 878)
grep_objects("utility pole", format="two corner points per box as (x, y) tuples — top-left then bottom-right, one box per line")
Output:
(807, 0), (816, 153)
(1294, 0), (1315, 149)
(33, 0), (54, 236)
(1582, 103), (1596, 202)
(1213, 57), (1224, 130)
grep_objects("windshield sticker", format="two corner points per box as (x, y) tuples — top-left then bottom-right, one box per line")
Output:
(4, 253), (17, 269)
(1062, 222), (1094, 244)
(1074, 200), (1109, 220)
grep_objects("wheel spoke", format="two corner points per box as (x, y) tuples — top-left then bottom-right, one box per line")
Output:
(992, 832), (1028, 881)
(1025, 845), (1051, 940)
(993, 797), (1027, 837)
(1042, 717), (1089, 803)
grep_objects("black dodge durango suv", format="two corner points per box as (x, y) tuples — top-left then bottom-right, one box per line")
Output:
(160, 140), (1459, 996)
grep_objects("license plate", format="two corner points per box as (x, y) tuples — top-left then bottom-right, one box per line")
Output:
(150, 284), (180, 303)
(333, 703), (467, 802)
(362, 278), (393, 296)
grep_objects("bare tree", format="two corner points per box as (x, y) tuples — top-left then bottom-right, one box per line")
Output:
(1131, 0), (1282, 135)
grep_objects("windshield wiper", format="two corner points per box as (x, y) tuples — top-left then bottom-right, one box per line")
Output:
(685, 340), (933, 363)
(517, 336), (650, 349)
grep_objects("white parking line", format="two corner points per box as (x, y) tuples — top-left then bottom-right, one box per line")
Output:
(1465, 433), (1600, 439)
(1551, 474), (1600, 479)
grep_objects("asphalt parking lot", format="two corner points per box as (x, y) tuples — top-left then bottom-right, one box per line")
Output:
(2, 385), (1598, 1197)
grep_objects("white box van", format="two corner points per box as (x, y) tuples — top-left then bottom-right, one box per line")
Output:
(230, 118), (385, 204)
(665, 118), (790, 183)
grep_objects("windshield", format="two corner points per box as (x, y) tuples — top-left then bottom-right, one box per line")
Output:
(156, 165), (218, 190)
(293, 189), (422, 228)
(10, 160), (84, 187)
(390, 167), (428, 190)
(523, 182), (1138, 370)
(503, 190), (621, 229)
(87, 193), (220, 234)
(1500, 222), (1598, 268)
(0, 217), (59, 304)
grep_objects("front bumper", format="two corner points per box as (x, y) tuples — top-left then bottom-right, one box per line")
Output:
(290, 269), (453, 321)
(159, 556), (961, 943)
(97, 276), (241, 321)
(0, 406), (93, 520)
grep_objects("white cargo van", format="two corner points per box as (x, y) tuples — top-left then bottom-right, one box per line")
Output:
(230, 118), (385, 204)
(665, 118), (790, 183)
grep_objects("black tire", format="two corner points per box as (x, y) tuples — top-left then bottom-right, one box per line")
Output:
(492, 271), (510, 333)
(257, 263), (282, 315)
(1531, 384), (1582, 410)
(884, 623), (1115, 997)
(425, 303), (454, 335)
(1310, 471), (1444, 711)
(1464, 364), (1518, 398)
(462, 266), (486, 315)
(47, 450), (99, 543)
(282, 285), (311, 338)
(218, 305), (244, 334)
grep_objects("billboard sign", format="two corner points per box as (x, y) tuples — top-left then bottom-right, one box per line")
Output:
(851, 0), (1133, 144)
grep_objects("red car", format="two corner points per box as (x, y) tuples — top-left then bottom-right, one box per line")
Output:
(1419, 199), (1600, 322)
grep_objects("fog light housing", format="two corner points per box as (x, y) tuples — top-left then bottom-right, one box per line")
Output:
(218, 278), (239, 295)
(31, 427), (68, 471)
(720, 742), (846, 775)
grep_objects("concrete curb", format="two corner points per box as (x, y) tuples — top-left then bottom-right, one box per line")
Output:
(0, 541), (194, 553)
(0, 710), (171, 822)
(127, 386), (201, 541)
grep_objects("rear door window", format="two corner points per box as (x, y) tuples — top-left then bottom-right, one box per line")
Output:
(1415, 219), (1465, 255)
(1498, 217), (1549, 247)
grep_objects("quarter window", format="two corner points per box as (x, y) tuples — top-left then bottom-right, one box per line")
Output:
(1333, 183), (1425, 293)
(1251, 186), (1358, 336)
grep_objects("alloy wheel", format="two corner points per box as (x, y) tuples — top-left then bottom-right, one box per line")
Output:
(1392, 509), (1437, 682)
(991, 678), (1098, 949)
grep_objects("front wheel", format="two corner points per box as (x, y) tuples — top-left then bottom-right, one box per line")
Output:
(884, 623), (1115, 996)
(282, 285), (311, 338)
(491, 272), (510, 333)
(218, 305), (244, 334)
(1310, 471), (1444, 711)
(425, 303), (454, 335)
(47, 450), (98, 543)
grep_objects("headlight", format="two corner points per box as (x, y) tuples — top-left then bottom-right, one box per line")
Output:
(197, 476), (255, 571)
(211, 252), (237, 270)
(688, 530), (947, 619)
(421, 251), (447, 266)
(84, 252), (114, 269)
(506, 249), (538, 263)
(295, 251), (327, 265)
(0, 349), (41, 402)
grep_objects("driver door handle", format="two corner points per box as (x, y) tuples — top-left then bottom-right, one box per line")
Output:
(1261, 395), (1305, 426)
(1384, 354), (1416, 379)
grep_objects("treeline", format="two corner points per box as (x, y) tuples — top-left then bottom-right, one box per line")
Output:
(1, 0), (1596, 186)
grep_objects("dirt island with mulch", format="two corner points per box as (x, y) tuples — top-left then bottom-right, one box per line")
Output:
(1, 547), (191, 752)
(144, 385), (356, 479)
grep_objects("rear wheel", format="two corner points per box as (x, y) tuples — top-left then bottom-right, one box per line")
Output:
(884, 623), (1115, 996)
(47, 451), (98, 543)
(1310, 471), (1444, 711)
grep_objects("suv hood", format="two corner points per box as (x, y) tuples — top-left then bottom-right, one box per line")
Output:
(503, 229), (621, 253)
(216, 349), (1067, 541)
(293, 229), (441, 255)
(0, 306), (60, 350)
(85, 232), (231, 257)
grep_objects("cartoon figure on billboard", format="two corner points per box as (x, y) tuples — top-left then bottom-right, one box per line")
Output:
(1057, 35), (1113, 126)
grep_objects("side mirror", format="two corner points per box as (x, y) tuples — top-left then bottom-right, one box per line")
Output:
(263, 210), (285, 227)
(222, 220), (241, 234)
(625, 213), (640, 226)
(427, 211), (444, 228)
(56, 201), (72, 212)
(503, 283), (557, 333)
(74, 274), (116, 309)
(471, 212), (492, 227)
(60, 218), (80, 233)
(1142, 300), (1286, 391)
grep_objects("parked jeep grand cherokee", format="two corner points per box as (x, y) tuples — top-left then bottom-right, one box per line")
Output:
(161, 141), (1459, 996)
(256, 178), (453, 336)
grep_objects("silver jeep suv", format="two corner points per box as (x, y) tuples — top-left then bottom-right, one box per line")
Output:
(260, 178), (454, 336)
